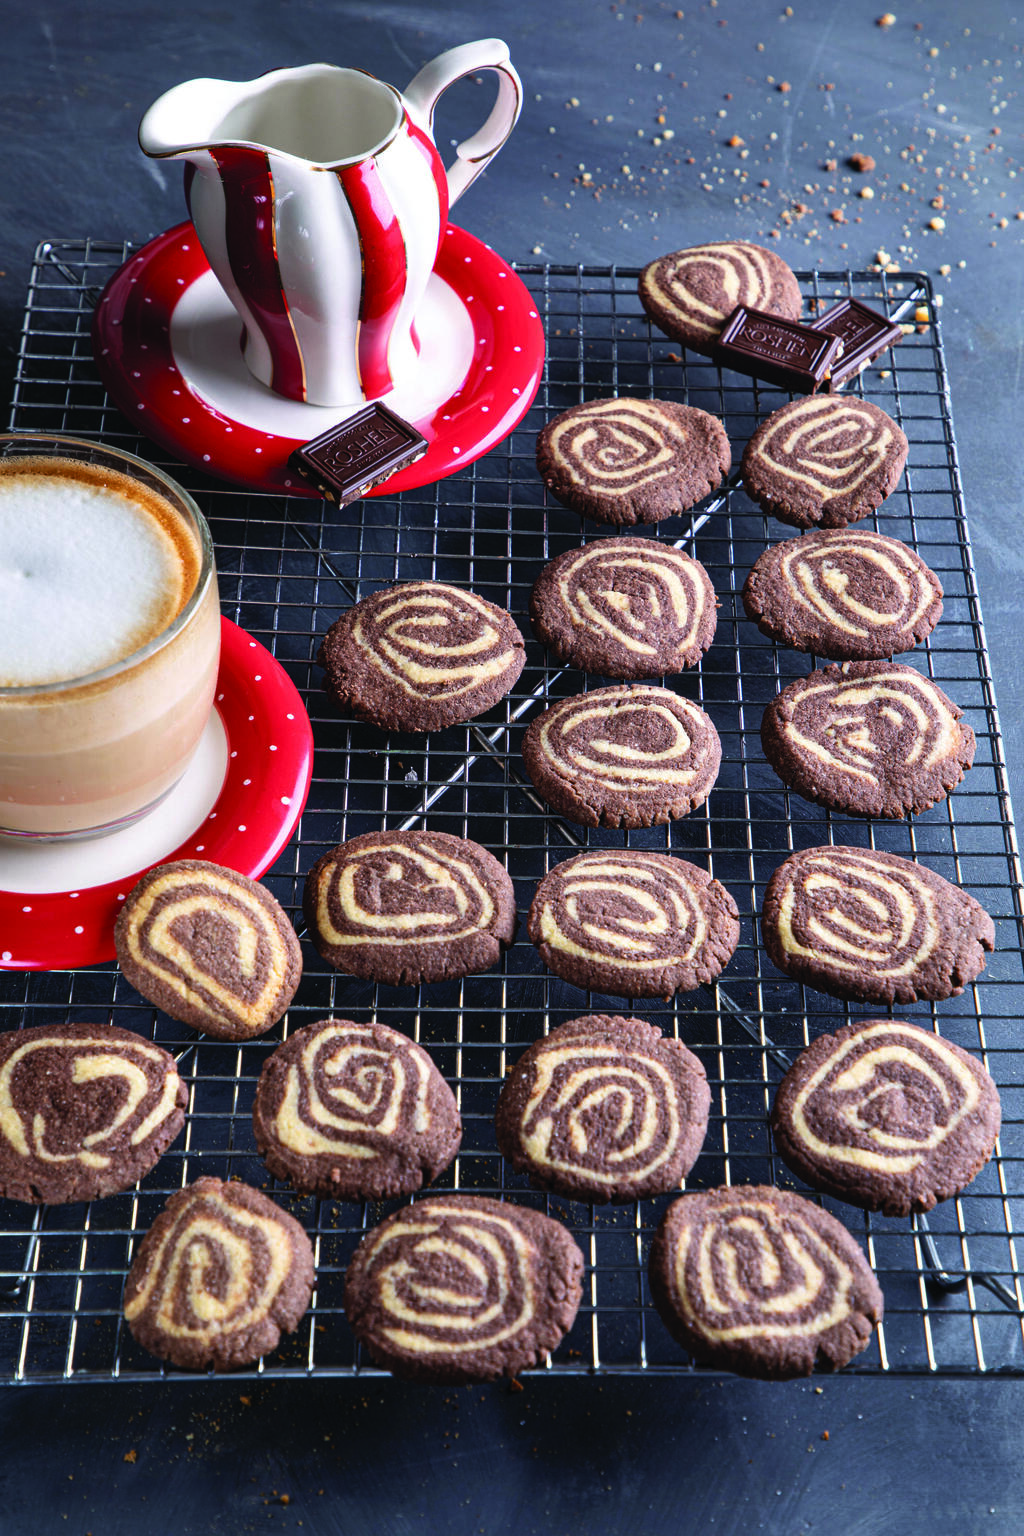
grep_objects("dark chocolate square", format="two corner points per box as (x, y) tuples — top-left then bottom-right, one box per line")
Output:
(808, 297), (903, 389)
(713, 307), (844, 393)
(290, 404), (428, 504)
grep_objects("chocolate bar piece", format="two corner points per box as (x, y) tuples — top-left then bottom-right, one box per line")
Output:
(808, 298), (903, 390)
(713, 307), (844, 393)
(290, 404), (428, 504)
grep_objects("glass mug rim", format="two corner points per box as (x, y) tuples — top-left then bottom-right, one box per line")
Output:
(0, 433), (216, 699)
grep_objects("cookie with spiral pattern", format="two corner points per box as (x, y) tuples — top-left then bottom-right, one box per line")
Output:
(741, 396), (909, 529)
(536, 398), (731, 526)
(124, 1176), (315, 1371)
(760, 660), (975, 819)
(318, 581), (525, 733)
(530, 537), (718, 678)
(115, 861), (302, 1041)
(742, 530), (943, 661)
(343, 1194), (584, 1381)
(528, 849), (739, 1000)
(495, 1014), (710, 1202)
(303, 829), (516, 986)
(253, 1018), (461, 1200)
(0, 1022), (186, 1205)
(638, 241), (802, 354)
(761, 844), (995, 1005)
(771, 1019), (1001, 1217)
(522, 684), (722, 828)
(649, 1184), (883, 1379)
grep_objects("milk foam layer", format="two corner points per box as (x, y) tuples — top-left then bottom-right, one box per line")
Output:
(0, 458), (199, 687)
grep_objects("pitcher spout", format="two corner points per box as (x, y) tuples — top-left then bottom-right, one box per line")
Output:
(138, 75), (264, 160)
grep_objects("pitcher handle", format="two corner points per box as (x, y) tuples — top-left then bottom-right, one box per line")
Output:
(403, 39), (522, 209)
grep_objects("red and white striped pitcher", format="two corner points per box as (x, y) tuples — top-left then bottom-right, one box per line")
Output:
(139, 42), (522, 407)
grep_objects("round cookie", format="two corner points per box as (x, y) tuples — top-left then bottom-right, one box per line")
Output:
(638, 241), (803, 354)
(530, 537), (717, 678)
(253, 1018), (461, 1200)
(318, 581), (525, 733)
(742, 529), (944, 661)
(760, 660), (975, 819)
(123, 1176), (315, 1371)
(761, 844), (995, 1005)
(741, 396), (909, 530)
(495, 1014), (710, 1202)
(648, 1184), (883, 1379)
(303, 829), (516, 986)
(343, 1194), (584, 1382)
(528, 849), (739, 1000)
(115, 861), (302, 1042)
(0, 1022), (186, 1205)
(771, 1019), (1001, 1217)
(521, 684), (721, 829)
(535, 398), (731, 527)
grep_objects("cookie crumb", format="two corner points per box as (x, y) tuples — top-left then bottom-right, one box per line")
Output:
(848, 153), (876, 173)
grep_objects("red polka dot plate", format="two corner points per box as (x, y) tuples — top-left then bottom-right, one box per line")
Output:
(92, 221), (545, 496)
(0, 618), (313, 971)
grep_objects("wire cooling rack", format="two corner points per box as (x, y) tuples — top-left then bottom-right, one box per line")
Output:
(1, 237), (1022, 1383)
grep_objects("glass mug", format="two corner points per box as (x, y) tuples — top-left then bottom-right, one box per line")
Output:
(0, 435), (220, 839)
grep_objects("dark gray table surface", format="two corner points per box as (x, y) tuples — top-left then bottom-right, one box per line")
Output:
(1, 3), (1022, 1532)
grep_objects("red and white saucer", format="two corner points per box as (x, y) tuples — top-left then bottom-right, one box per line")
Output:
(92, 221), (545, 496)
(0, 619), (313, 971)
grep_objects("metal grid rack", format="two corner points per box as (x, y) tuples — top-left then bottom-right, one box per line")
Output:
(1, 237), (1022, 1382)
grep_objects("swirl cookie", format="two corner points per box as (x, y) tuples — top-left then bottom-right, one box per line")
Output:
(771, 1019), (1001, 1217)
(495, 1015), (710, 1202)
(648, 1184), (883, 1379)
(638, 241), (802, 354)
(124, 1176), (315, 1371)
(741, 396), (909, 530)
(343, 1194), (584, 1381)
(760, 660), (975, 819)
(742, 530), (944, 661)
(528, 849), (739, 1000)
(253, 1019), (461, 1200)
(761, 844), (995, 1005)
(0, 1023), (186, 1205)
(115, 861), (302, 1042)
(318, 581), (525, 733)
(536, 398), (731, 526)
(521, 685), (721, 829)
(303, 830), (516, 986)
(529, 537), (717, 678)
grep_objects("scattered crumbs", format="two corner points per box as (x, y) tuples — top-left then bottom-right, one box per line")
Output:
(877, 13), (897, 26)
(859, 186), (875, 199)
(123, 1449), (138, 1464)
(822, 1430), (831, 1441)
(848, 153), (876, 173)
(928, 216), (946, 230)
(778, 81), (792, 94)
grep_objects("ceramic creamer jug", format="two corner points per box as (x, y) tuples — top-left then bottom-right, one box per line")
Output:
(139, 41), (522, 407)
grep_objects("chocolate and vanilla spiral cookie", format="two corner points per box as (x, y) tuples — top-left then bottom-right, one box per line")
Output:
(253, 1018), (461, 1200)
(536, 398), (731, 526)
(742, 530), (944, 661)
(761, 660), (975, 819)
(741, 396), (909, 530)
(529, 537), (718, 678)
(318, 581), (525, 733)
(761, 844), (995, 1005)
(0, 1022), (186, 1205)
(495, 1015), (710, 1202)
(648, 1184), (883, 1379)
(303, 830), (516, 986)
(124, 1176), (315, 1371)
(638, 241), (802, 354)
(343, 1194), (584, 1381)
(771, 1019), (1001, 1217)
(528, 850), (739, 1000)
(522, 684), (722, 829)
(115, 861), (302, 1041)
